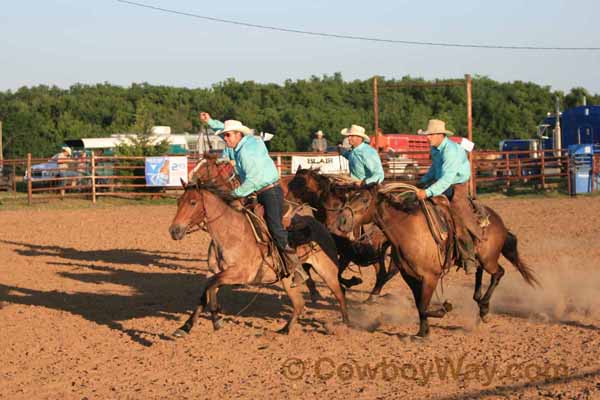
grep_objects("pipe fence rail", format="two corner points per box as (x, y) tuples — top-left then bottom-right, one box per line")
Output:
(1, 149), (595, 205)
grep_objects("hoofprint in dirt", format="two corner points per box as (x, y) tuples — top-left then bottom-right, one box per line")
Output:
(1, 197), (599, 399)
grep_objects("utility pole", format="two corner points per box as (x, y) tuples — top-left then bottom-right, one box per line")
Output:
(0, 120), (3, 165)
(554, 96), (562, 155)
(373, 76), (380, 149)
(465, 74), (475, 197)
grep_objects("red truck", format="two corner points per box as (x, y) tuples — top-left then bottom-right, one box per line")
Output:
(370, 133), (464, 158)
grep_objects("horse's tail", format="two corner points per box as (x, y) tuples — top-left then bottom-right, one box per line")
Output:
(501, 231), (539, 287)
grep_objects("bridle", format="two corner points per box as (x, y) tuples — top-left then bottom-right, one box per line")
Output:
(333, 190), (374, 233)
(181, 158), (239, 235)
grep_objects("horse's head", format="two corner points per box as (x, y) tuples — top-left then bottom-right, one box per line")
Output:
(334, 184), (378, 237)
(287, 166), (326, 205)
(169, 180), (206, 240)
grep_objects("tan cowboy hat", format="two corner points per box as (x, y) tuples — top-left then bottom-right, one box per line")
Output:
(315, 130), (324, 137)
(418, 119), (454, 136)
(341, 124), (370, 142)
(216, 120), (253, 137)
(61, 146), (72, 156)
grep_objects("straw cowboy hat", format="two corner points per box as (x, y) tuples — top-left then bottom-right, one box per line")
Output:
(418, 119), (454, 136)
(341, 124), (370, 142)
(61, 146), (72, 156)
(216, 120), (253, 137)
(315, 130), (324, 137)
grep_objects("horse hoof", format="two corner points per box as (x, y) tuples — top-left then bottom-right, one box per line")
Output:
(276, 326), (290, 335)
(310, 294), (324, 304)
(480, 314), (490, 323)
(212, 319), (224, 331)
(172, 329), (188, 338)
(442, 301), (453, 313)
(347, 277), (363, 287)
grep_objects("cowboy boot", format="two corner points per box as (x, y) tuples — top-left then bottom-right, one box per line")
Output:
(283, 245), (308, 287)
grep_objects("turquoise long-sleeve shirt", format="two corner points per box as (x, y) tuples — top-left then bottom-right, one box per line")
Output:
(419, 137), (471, 197)
(341, 142), (385, 185)
(229, 135), (280, 198)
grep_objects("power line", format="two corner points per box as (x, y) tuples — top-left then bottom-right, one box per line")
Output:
(117, 0), (600, 51)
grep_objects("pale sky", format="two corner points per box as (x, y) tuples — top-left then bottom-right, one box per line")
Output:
(2, 0), (600, 93)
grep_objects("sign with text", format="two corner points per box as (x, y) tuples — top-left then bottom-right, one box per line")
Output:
(145, 156), (188, 187)
(291, 155), (349, 174)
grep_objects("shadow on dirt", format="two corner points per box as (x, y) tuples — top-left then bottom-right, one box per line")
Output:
(1, 239), (204, 272)
(0, 241), (343, 346)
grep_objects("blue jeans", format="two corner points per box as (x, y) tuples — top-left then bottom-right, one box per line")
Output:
(257, 185), (288, 250)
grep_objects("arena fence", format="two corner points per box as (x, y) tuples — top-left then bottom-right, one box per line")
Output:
(1, 150), (597, 205)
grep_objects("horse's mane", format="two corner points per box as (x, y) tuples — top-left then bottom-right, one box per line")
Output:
(188, 157), (235, 185)
(187, 181), (237, 204)
(380, 189), (421, 214)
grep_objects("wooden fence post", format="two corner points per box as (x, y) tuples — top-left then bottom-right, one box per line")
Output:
(27, 153), (32, 205)
(12, 161), (16, 192)
(504, 153), (510, 191)
(540, 149), (546, 189)
(566, 152), (572, 196)
(472, 154), (478, 198)
(277, 155), (282, 175)
(91, 152), (96, 204)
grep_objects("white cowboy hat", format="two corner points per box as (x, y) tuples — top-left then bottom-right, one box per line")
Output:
(315, 130), (324, 137)
(341, 124), (370, 142)
(418, 119), (454, 136)
(216, 120), (253, 138)
(61, 146), (72, 156)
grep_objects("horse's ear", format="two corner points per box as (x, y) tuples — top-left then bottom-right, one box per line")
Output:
(296, 165), (302, 173)
(180, 178), (187, 189)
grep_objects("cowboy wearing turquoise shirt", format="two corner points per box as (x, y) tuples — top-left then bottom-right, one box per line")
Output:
(416, 119), (482, 273)
(199, 112), (235, 161)
(339, 124), (385, 185)
(198, 113), (307, 285)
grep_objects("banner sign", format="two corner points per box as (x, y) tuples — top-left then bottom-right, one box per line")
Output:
(145, 156), (188, 187)
(291, 155), (349, 174)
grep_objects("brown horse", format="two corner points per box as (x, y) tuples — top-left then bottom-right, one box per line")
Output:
(334, 184), (538, 337)
(188, 157), (323, 302)
(168, 182), (349, 336)
(287, 168), (394, 300)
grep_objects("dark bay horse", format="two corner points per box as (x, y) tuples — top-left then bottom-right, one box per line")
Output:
(169, 182), (349, 336)
(287, 167), (395, 300)
(334, 184), (538, 337)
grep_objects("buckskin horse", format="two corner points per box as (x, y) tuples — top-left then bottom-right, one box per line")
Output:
(287, 167), (395, 300)
(187, 156), (325, 303)
(169, 181), (349, 336)
(331, 184), (538, 338)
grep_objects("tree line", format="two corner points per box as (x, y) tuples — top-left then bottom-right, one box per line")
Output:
(0, 73), (597, 158)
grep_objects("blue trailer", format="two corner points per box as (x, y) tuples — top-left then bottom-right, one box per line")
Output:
(542, 105), (600, 148)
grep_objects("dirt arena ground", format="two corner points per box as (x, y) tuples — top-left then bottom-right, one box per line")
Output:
(1, 195), (599, 399)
